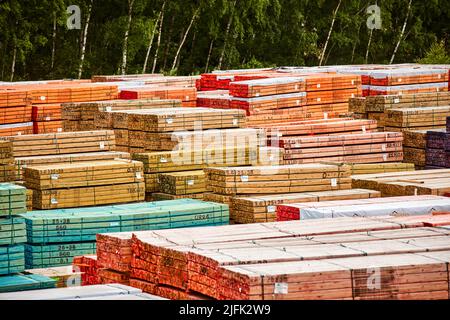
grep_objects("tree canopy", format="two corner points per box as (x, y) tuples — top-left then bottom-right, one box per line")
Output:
(0, 0), (449, 81)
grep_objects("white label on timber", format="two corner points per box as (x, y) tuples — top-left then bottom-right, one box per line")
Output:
(241, 175), (249, 182)
(233, 118), (238, 126)
(331, 179), (338, 187)
(17, 132), (22, 136)
(57, 128), (62, 133)
(51, 174), (60, 180)
(186, 96), (190, 101)
(394, 98), (400, 104)
(317, 84), (321, 89)
(267, 206), (276, 213)
(160, 157), (168, 163)
(317, 97), (321, 102)
(106, 107), (112, 112)
(40, 96), (46, 101)
(255, 93), (260, 97)
(414, 188), (418, 196)
(382, 144), (387, 152)
(110, 222), (120, 227)
(136, 172), (142, 179)
(351, 94), (355, 98)
(45, 117), (51, 121)
(187, 180), (195, 186)
(296, 100), (300, 106)
(362, 126), (366, 133)
(166, 118), (173, 124)
(51, 198), (58, 204)
(324, 112), (328, 120)
(398, 78), (402, 82)
(99, 142), (105, 149)
(383, 154), (388, 161)
(277, 132), (283, 137)
(398, 91), (403, 95)
(294, 85), (299, 90)
(438, 74), (442, 79)
(274, 283), (288, 295)
(352, 80), (355, 85)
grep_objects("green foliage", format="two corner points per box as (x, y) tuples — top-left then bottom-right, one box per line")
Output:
(0, 0), (449, 81)
(417, 41), (450, 64)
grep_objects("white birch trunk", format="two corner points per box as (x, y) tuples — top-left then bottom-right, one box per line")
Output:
(78, 0), (93, 79)
(121, 0), (135, 75)
(319, 0), (342, 66)
(218, 0), (237, 70)
(390, 0), (413, 64)
(170, 7), (200, 72)
(205, 39), (214, 73)
(10, 45), (17, 82)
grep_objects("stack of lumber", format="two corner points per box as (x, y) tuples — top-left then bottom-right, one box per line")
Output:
(95, 199), (229, 286)
(232, 189), (381, 224)
(24, 266), (83, 288)
(23, 159), (145, 209)
(97, 108), (247, 153)
(262, 118), (377, 140)
(120, 86), (197, 107)
(229, 77), (306, 98)
(385, 106), (450, 131)
(279, 131), (404, 165)
(26, 189), (33, 210)
(122, 213), (450, 300)
(62, 99), (180, 132)
(426, 119), (450, 168)
(133, 145), (282, 199)
(32, 104), (62, 134)
(146, 128), (267, 152)
(0, 283), (165, 300)
(352, 169), (450, 197)
(0, 274), (56, 293)
(0, 141), (16, 182)
(204, 163), (353, 223)
(0, 105), (32, 125)
(158, 171), (206, 197)
(0, 123), (33, 137)
(0, 184), (27, 277)
(349, 92), (450, 130)
(14, 151), (130, 182)
(73, 255), (100, 286)
(1, 130), (116, 157)
(346, 162), (415, 175)
(402, 129), (439, 168)
(205, 164), (352, 195)
(24, 243), (97, 269)
(277, 195), (450, 221)
(197, 91), (231, 109)
(93, 74), (199, 87)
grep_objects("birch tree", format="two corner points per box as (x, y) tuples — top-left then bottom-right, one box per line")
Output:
(319, 0), (342, 66)
(120, 0), (135, 75)
(78, 0), (93, 79)
(390, 0), (413, 64)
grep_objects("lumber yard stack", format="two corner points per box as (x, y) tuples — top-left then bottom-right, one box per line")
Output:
(23, 266), (82, 288)
(0, 184), (27, 276)
(338, 67), (449, 97)
(276, 195), (450, 221)
(120, 86), (197, 107)
(349, 92), (450, 131)
(0, 140), (16, 182)
(92, 74), (200, 88)
(352, 169), (450, 197)
(203, 163), (382, 224)
(23, 159), (145, 210)
(425, 117), (450, 168)
(133, 145), (283, 201)
(0, 184), (55, 293)
(0, 130), (130, 182)
(89, 213), (450, 300)
(73, 255), (99, 286)
(22, 199), (228, 271)
(62, 99), (181, 132)
(0, 81), (119, 137)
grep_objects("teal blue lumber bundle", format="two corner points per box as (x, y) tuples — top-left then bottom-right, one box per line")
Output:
(0, 183), (27, 217)
(0, 245), (25, 275)
(25, 242), (96, 269)
(0, 218), (26, 245)
(23, 199), (229, 244)
(0, 274), (56, 293)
